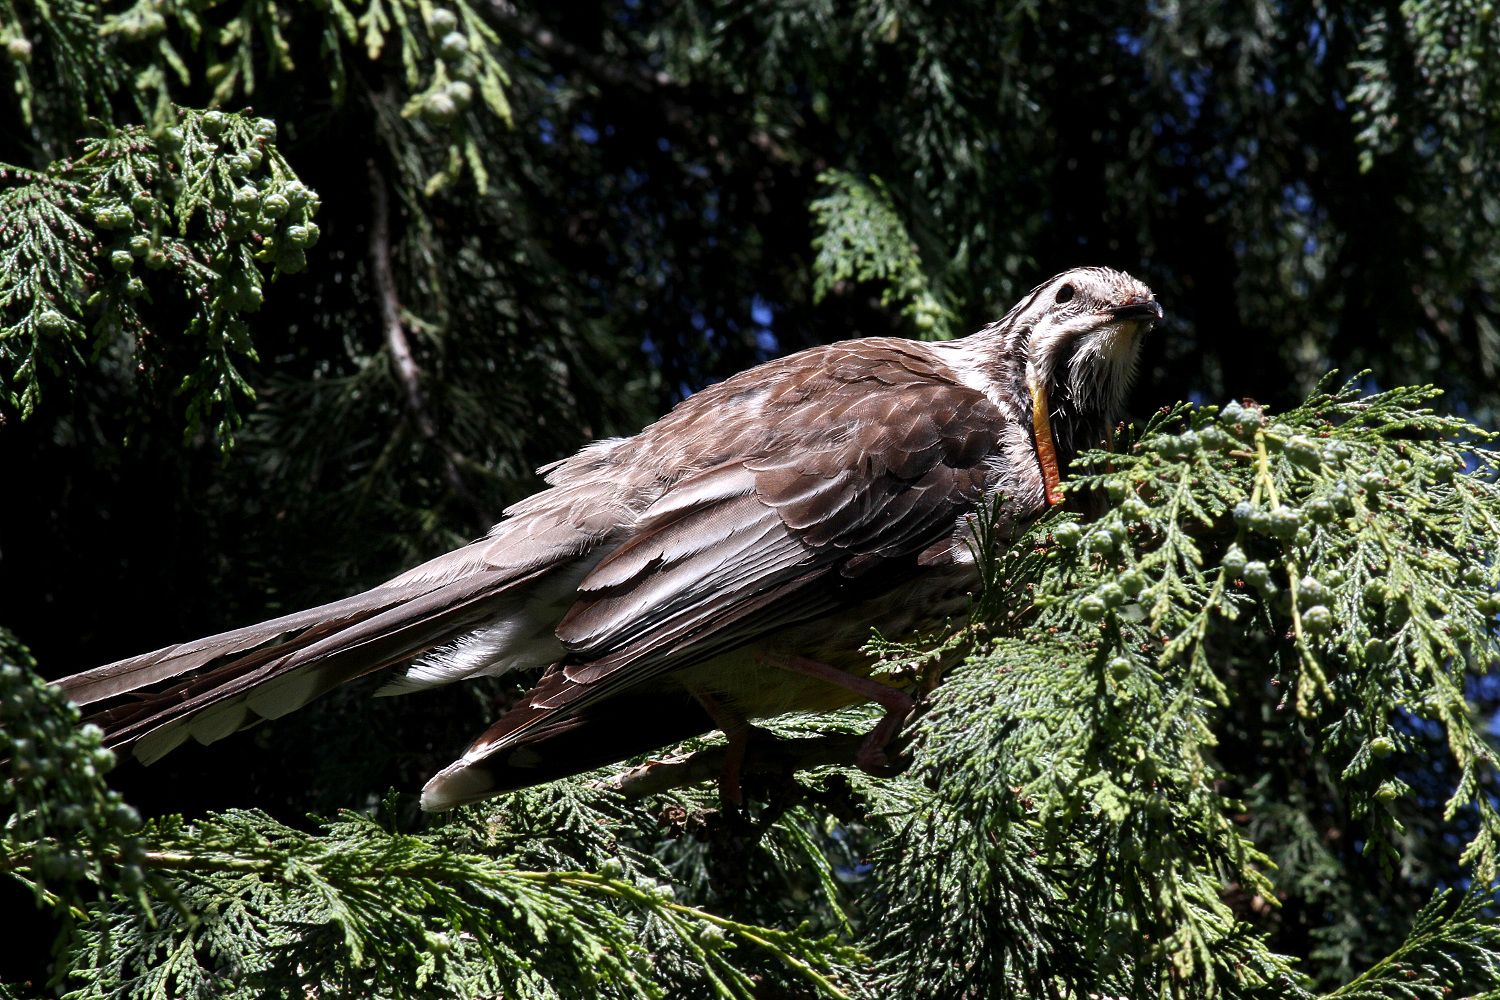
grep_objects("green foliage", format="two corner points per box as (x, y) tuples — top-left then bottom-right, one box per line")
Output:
(0, 1), (510, 191)
(57, 804), (858, 999)
(1323, 890), (1500, 1000)
(1, 2), (643, 598)
(870, 377), (1500, 996)
(1349, 0), (1500, 176)
(0, 107), (316, 440)
(0, 632), (147, 915)
(1342, 0), (1500, 405)
(810, 170), (956, 339)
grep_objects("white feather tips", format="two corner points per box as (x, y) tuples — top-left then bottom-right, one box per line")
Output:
(375, 629), (560, 695)
(133, 722), (192, 765)
(420, 759), (496, 811)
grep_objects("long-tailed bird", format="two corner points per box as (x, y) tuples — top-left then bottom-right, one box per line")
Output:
(56, 267), (1160, 810)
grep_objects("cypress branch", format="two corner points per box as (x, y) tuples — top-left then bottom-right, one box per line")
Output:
(9, 377), (1500, 997)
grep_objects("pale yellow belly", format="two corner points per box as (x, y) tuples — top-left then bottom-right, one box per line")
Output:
(671, 563), (979, 720)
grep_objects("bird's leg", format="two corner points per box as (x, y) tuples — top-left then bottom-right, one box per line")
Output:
(773, 656), (915, 775)
(688, 687), (756, 808)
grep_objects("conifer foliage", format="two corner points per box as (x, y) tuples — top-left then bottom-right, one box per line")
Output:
(0, 108), (314, 440)
(873, 381), (1500, 996)
(6, 381), (1500, 997)
(3, 2), (1500, 998)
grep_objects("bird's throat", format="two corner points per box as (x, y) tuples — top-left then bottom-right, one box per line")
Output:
(1030, 381), (1064, 507)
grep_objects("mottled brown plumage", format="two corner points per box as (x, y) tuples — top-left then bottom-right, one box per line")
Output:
(55, 266), (1160, 809)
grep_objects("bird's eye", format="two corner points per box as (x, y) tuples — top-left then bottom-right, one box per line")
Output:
(1055, 284), (1075, 304)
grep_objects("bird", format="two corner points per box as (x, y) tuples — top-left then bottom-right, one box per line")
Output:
(55, 266), (1161, 811)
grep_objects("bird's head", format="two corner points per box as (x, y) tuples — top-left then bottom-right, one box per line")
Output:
(989, 267), (1162, 504)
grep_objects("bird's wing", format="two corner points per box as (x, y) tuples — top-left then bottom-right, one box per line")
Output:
(565, 343), (1004, 674)
(425, 341), (1007, 804)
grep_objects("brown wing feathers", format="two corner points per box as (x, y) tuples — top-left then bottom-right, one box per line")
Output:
(74, 563), (557, 762)
(57, 588), (407, 707)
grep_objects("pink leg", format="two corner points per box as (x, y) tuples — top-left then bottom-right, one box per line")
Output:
(689, 688), (753, 807)
(775, 656), (915, 774)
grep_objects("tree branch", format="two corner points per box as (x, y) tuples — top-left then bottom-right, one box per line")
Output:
(366, 159), (490, 527)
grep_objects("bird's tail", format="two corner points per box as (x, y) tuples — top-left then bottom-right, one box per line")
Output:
(55, 561), (545, 765)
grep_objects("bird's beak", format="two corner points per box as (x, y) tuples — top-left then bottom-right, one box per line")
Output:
(1111, 299), (1164, 323)
(1029, 379), (1064, 507)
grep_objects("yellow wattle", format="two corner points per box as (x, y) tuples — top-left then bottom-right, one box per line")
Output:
(1030, 380), (1064, 507)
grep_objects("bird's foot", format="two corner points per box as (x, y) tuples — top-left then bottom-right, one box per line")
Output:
(687, 685), (766, 810)
(718, 724), (780, 809)
(852, 696), (915, 776)
(772, 655), (916, 776)
(853, 740), (905, 776)
(853, 751), (907, 778)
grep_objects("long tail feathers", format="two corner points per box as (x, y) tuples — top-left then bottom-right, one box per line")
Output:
(55, 564), (549, 764)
